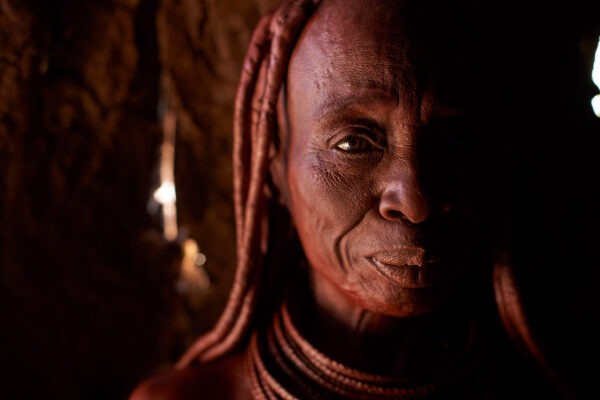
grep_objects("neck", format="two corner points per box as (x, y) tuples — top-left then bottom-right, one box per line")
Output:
(288, 268), (478, 379)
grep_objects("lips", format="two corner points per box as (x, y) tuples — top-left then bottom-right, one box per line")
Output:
(366, 248), (448, 288)
(370, 248), (427, 266)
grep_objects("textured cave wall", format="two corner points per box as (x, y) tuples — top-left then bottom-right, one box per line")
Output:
(157, 0), (282, 348)
(0, 0), (279, 398)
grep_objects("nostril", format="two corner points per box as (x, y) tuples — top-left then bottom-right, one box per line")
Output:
(382, 209), (419, 226)
(379, 197), (431, 225)
(385, 209), (403, 220)
(378, 184), (433, 224)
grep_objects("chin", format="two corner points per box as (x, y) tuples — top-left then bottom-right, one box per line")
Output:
(355, 286), (449, 318)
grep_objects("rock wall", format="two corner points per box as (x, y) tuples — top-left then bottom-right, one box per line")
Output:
(0, 0), (279, 398)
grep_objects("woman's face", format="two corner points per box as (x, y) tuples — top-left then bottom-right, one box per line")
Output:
(278, 0), (496, 317)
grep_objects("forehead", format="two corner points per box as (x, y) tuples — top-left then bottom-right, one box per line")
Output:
(287, 0), (484, 117)
(292, 0), (411, 92)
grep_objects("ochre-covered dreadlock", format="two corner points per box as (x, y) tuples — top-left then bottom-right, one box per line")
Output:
(177, 0), (321, 367)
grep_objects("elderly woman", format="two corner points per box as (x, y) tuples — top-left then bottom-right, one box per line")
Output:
(131, 0), (569, 398)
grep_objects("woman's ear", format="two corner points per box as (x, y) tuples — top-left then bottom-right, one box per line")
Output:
(268, 153), (287, 207)
(267, 88), (290, 207)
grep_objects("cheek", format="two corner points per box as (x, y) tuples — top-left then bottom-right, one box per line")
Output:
(289, 151), (374, 220)
(286, 152), (373, 267)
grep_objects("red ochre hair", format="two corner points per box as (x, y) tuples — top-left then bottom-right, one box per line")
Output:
(177, 0), (321, 366)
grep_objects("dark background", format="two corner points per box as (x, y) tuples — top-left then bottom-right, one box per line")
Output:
(1, 0), (599, 398)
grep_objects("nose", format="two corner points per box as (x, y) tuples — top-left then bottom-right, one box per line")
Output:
(377, 158), (450, 224)
(379, 181), (431, 224)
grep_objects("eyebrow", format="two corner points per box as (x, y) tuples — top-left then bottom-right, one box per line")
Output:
(313, 91), (477, 137)
(313, 89), (399, 124)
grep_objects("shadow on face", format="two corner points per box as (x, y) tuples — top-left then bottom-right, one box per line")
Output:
(272, 0), (502, 317)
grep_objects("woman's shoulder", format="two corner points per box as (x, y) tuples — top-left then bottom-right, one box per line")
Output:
(128, 351), (252, 400)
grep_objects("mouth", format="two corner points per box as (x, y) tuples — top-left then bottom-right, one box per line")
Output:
(365, 249), (446, 288)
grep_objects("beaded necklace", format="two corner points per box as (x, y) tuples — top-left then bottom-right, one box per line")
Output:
(247, 302), (496, 400)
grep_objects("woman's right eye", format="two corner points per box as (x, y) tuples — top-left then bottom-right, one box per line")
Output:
(333, 132), (381, 154)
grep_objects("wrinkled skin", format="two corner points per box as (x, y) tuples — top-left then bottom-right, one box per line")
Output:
(275, 0), (496, 326)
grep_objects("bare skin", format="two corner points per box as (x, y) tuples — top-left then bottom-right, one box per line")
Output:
(272, 0), (497, 378)
(129, 352), (253, 400)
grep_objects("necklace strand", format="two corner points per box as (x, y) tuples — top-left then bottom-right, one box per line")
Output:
(247, 303), (492, 399)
